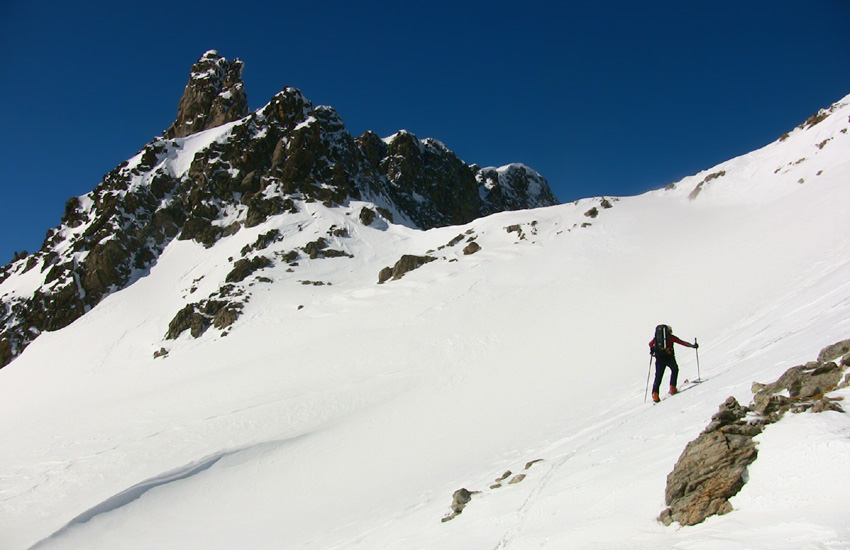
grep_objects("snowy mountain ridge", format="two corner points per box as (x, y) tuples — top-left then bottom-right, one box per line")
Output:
(1, 77), (849, 548)
(0, 51), (557, 369)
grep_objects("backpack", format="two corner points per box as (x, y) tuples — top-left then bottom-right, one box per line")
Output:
(654, 324), (673, 355)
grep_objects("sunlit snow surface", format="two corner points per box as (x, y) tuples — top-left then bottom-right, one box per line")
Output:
(2, 96), (850, 549)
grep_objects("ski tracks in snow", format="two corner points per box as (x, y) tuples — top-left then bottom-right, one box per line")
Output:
(492, 402), (650, 550)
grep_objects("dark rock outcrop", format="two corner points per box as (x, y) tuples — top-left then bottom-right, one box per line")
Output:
(658, 396), (760, 527)
(378, 255), (437, 283)
(166, 295), (244, 340)
(451, 488), (473, 514)
(359, 207), (377, 226)
(226, 256), (273, 283)
(477, 164), (558, 217)
(463, 241), (481, 255)
(357, 134), (559, 230)
(751, 360), (845, 419)
(164, 50), (249, 139)
(377, 132), (478, 228)
(441, 488), (474, 523)
(659, 339), (850, 527)
(817, 338), (850, 364)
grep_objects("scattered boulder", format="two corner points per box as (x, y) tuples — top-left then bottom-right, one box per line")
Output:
(328, 225), (348, 238)
(377, 267), (393, 284)
(451, 488), (473, 514)
(226, 256), (272, 283)
(525, 459), (544, 470)
(241, 229), (281, 256)
(212, 304), (242, 330)
(505, 222), (538, 241)
(690, 171), (727, 200)
(442, 459), (542, 522)
(166, 303), (205, 339)
(442, 488), (476, 522)
(440, 234), (466, 250)
(302, 237), (328, 259)
(274, 250), (299, 265)
(321, 249), (353, 258)
(378, 254), (437, 283)
(165, 296), (244, 340)
(359, 207), (376, 226)
(463, 241), (481, 255)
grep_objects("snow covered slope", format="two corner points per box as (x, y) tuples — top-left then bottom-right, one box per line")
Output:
(0, 50), (558, 370)
(1, 94), (849, 549)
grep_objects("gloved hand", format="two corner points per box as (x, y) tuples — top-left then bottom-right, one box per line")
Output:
(693, 342), (699, 349)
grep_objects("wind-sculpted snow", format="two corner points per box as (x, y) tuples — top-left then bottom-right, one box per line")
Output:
(28, 435), (310, 549)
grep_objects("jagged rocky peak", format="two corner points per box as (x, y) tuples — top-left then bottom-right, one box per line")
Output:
(0, 50), (560, 368)
(164, 50), (249, 139)
(376, 130), (480, 228)
(477, 164), (559, 216)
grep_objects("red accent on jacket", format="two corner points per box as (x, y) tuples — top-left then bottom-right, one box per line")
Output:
(649, 335), (694, 351)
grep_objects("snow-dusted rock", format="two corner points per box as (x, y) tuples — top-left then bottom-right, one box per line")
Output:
(164, 51), (248, 139)
(0, 51), (557, 364)
(660, 339), (850, 527)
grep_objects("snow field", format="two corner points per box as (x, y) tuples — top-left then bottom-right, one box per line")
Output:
(1, 96), (850, 549)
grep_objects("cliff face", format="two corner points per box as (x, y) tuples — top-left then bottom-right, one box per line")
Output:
(163, 50), (249, 139)
(0, 51), (559, 367)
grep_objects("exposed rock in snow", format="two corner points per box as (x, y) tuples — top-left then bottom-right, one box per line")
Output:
(660, 339), (850, 527)
(0, 51), (557, 365)
(477, 163), (558, 217)
(462, 241), (481, 255)
(378, 254), (437, 283)
(164, 51), (249, 139)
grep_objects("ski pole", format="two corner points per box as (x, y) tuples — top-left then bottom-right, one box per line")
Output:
(695, 337), (701, 383)
(644, 354), (653, 402)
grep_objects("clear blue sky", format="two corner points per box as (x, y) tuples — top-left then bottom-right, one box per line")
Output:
(1, 0), (848, 264)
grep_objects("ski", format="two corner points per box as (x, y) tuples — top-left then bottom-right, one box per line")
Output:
(651, 378), (709, 403)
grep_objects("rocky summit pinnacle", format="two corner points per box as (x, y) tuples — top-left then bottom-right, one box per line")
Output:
(0, 50), (559, 368)
(164, 50), (249, 139)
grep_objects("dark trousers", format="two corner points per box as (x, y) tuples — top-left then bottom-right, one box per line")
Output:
(652, 353), (679, 394)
